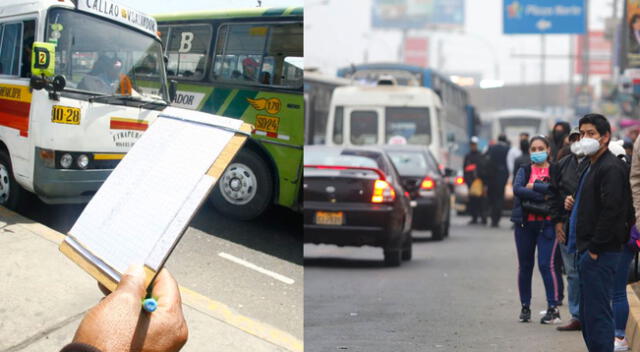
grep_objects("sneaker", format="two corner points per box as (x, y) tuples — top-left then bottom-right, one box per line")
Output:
(614, 337), (630, 351)
(540, 306), (561, 324)
(519, 305), (531, 322)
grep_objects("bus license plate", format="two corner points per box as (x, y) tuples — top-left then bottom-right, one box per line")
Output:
(315, 211), (343, 226)
(52, 106), (81, 125)
(255, 115), (279, 134)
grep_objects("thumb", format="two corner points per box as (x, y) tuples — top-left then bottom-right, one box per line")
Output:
(115, 264), (147, 300)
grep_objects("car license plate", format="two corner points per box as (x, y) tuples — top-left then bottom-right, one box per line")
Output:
(315, 211), (343, 226)
(52, 105), (81, 125)
(255, 115), (280, 134)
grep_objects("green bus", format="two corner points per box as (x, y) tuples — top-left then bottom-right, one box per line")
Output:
(155, 8), (303, 220)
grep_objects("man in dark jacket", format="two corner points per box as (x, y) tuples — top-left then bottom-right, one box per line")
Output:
(550, 128), (586, 331)
(463, 136), (487, 224)
(485, 134), (510, 227)
(566, 114), (632, 351)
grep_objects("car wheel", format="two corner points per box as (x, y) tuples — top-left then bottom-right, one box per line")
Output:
(210, 148), (273, 221)
(401, 233), (412, 261)
(444, 206), (451, 238)
(432, 221), (445, 241)
(384, 248), (402, 267)
(0, 150), (29, 211)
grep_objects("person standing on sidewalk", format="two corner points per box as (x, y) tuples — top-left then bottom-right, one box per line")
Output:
(464, 136), (488, 225)
(568, 114), (632, 352)
(551, 128), (587, 331)
(486, 134), (510, 228)
(511, 135), (562, 324)
(513, 134), (531, 178)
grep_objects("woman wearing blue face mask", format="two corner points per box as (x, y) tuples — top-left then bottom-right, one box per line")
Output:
(511, 136), (563, 325)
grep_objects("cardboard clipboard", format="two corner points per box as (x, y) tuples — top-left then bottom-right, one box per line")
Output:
(59, 117), (253, 292)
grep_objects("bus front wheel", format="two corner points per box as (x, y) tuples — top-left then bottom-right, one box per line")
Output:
(0, 150), (28, 211)
(210, 148), (273, 220)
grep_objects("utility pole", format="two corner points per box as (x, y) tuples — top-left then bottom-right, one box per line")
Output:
(581, 0), (590, 87)
(540, 35), (546, 111)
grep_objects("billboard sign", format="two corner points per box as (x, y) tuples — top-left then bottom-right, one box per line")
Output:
(575, 31), (612, 76)
(372, 0), (464, 30)
(404, 37), (429, 67)
(503, 0), (586, 34)
(624, 0), (640, 69)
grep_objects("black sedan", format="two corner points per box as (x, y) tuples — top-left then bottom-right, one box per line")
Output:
(381, 145), (451, 240)
(303, 146), (413, 267)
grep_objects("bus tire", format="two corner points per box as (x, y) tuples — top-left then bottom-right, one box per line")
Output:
(0, 150), (28, 211)
(210, 148), (273, 220)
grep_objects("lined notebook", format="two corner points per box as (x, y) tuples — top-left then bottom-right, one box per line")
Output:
(60, 109), (252, 291)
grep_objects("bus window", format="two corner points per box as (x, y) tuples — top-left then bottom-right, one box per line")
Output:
(0, 22), (23, 76)
(350, 110), (378, 145)
(20, 20), (35, 78)
(333, 106), (344, 144)
(211, 22), (303, 89)
(384, 107), (431, 145)
(165, 25), (211, 79)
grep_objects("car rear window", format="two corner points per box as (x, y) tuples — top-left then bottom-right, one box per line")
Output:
(386, 150), (431, 175)
(304, 148), (382, 170)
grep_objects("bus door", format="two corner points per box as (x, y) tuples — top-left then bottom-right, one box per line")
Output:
(344, 107), (383, 146)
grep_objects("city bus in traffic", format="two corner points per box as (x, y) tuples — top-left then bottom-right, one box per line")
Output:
(478, 109), (552, 148)
(337, 63), (474, 170)
(304, 71), (350, 145)
(0, 0), (179, 210)
(155, 8), (303, 220)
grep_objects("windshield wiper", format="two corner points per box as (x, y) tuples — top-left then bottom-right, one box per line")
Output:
(88, 94), (168, 109)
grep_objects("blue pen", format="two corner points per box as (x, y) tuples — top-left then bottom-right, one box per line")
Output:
(143, 297), (158, 312)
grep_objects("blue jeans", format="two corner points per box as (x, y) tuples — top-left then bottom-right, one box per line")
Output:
(613, 246), (635, 338)
(560, 243), (580, 320)
(579, 251), (620, 352)
(514, 221), (561, 307)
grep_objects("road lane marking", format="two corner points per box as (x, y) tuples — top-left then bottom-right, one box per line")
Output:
(0, 206), (303, 352)
(218, 251), (295, 285)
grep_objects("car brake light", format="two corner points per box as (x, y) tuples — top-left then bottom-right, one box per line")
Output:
(372, 179), (396, 203)
(420, 177), (435, 190)
(455, 176), (464, 185)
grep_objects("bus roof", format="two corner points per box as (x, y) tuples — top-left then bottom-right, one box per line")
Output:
(331, 85), (441, 107)
(0, 0), (75, 17)
(154, 7), (303, 22)
(481, 109), (550, 121)
(304, 72), (352, 86)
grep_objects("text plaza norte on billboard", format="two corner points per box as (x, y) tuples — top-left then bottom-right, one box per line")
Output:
(523, 4), (583, 16)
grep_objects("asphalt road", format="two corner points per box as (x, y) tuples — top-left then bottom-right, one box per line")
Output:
(19, 197), (303, 341)
(304, 215), (586, 352)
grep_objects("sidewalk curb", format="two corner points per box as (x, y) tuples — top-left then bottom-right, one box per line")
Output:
(0, 206), (303, 352)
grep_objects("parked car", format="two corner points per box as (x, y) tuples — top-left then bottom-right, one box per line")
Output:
(382, 145), (451, 240)
(303, 146), (413, 266)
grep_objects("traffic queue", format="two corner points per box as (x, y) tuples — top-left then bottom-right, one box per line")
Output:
(303, 143), (453, 267)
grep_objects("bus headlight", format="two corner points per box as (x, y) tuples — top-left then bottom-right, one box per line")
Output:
(77, 154), (89, 169)
(38, 148), (55, 168)
(60, 153), (73, 169)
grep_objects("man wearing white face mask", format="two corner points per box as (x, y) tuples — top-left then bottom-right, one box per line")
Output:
(551, 128), (588, 332)
(566, 114), (633, 352)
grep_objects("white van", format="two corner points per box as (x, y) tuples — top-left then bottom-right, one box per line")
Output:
(0, 0), (217, 209)
(324, 81), (448, 168)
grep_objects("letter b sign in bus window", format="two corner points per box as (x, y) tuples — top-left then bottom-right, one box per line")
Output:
(31, 42), (56, 77)
(179, 32), (194, 53)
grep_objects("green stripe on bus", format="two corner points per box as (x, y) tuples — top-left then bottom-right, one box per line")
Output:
(263, 8), (286, 16)
(224, 90), (259, 118)
(216, 89), (239, 115)
(285, 7), (303, 16)
(202, 88), (232, 114)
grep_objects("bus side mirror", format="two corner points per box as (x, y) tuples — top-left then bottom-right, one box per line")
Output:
(447, 132), (455, 143)
(169, 80), (177, 102)
(31, 42), (56, 77)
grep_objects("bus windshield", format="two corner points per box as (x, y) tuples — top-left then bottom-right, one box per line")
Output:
(46, 8), (168, 101)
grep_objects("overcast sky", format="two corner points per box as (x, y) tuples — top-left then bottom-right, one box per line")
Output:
(126, 0), (302, 14)
(306, 0), (613, 85)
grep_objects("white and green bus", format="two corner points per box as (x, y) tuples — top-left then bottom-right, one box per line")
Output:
(155, 7), (303, 220)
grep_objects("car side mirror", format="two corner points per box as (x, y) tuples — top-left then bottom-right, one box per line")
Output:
(169, 80), (177, 102)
